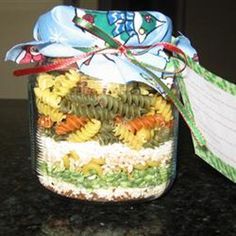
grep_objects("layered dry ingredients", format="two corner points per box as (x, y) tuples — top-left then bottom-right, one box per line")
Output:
(35, 70), (176, 201)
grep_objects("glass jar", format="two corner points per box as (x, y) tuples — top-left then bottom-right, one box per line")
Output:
(28, 68), (178, 203)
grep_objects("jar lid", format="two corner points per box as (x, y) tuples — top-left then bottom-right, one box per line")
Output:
(5, 6), (197, 93)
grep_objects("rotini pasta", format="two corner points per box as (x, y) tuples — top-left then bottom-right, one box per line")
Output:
(95, 122), (119, 145)
(55, 115), (87, 135)
(65, 69), (82, 82)
(65, 90), (98, 106)
(114, 124), (153, 150)
(144, 127), (172, 148)
(44, 129), (68, 141)
(119, 92), (153, 108)
(150, 96), (173, 122)
(116, 103), (147, 118)
(98, 95), (147, 118)
(34, 88), (61, 108)
(34, 70), (174, 149)
(76, 80), (98, 95)
(63, 102), (115, 120)
(143, 139), (161, 148)
(125, 115), (166, 133)
(138, 83), (153, 95)
(52, 69), (81, 97)
(80, 76), (103, 94)
(36, 99), (65, 122)
(105, 83), (127, 97)
(95, 132), (119, 145)
(98, 94), (121, 111)
(68, 119), (101, 142)
(61, 91), (151, 121)
(36, 73), (55, 90)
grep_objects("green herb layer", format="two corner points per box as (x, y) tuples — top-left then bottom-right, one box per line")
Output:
(39, 162), (174, 190)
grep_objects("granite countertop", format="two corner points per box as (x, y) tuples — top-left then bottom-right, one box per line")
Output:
(0, 99), (235, 236)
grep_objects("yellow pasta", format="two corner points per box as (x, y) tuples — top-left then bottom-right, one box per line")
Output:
(138, 83), (152, 95)
(34, 88), (61, 108)
(37, 73), (55, 90)
(82, 162), (103, 176)
(90, 158), (105, 165)
(68, 119), (101, 142)
(105, 83), (127, 97)
(78, 74), (104, 95)
(146, 160), (160, 167)
(151, 96), (173, 122)
(53, 69), (81, 97)
(114, 124), (153, 150)
(62, 151), (80, 169)
(65, 69), (82, 82)
(63, 155), (70, 169)
(134, 160), (160, 170)
(81, 158), (105, 176)
(36, 99), (65, 122)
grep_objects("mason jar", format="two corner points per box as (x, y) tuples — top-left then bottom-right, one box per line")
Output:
(28, 68), (178, 203)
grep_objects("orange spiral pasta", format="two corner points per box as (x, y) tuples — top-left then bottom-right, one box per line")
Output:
(38, 115), (54, 128)
(55, 115), (87, 135)
(125, 115), (166, 133)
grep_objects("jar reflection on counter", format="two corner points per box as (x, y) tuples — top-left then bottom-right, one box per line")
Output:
(28, 69), (178, 202)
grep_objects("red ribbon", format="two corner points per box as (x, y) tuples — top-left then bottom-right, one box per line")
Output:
(13, 42), (186, 77)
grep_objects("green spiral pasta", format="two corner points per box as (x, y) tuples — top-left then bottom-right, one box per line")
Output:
(98, 95), (147, 118)
(143, 130), (163, 148)
(143, 128), (172, 148)
(96, 121), (114, 133)
(95, 132), (119, 145)
(119, 92), (153, 108)
(60, 96), (146, 120)
(59, 99), (72, 113)
(42, 127), (68, 141)
(116, 103), (147, 118)
(68, 119), (101, 142)
(98, 95), (121, 111)
(158, 127), (173, 142)
(70, 103), (115, 120)
(143, 139), (161, 149)
(94, 122), (119, 145)
(66, 90), (98, 106)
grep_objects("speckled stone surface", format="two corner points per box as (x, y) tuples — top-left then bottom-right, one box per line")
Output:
(0, 99), (235, 236)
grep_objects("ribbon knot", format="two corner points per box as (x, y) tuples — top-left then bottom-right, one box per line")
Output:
(118, 45), (127, 55)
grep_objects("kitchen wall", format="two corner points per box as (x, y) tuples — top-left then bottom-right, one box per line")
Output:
(0, 0), (62, 99)
(0, 0), (98, 99)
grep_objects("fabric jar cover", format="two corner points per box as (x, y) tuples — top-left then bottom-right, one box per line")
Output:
(5, 6), (197, 94)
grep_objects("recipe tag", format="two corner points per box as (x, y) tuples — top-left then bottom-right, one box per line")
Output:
(176, 59), (236, 183)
